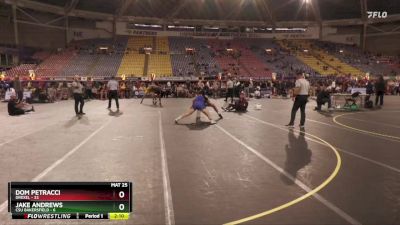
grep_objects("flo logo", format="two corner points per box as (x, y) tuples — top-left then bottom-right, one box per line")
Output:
(367, 11), (388, 18)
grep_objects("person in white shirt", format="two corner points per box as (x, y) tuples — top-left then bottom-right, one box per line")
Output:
(71, 75), (85, 116)
(225, 77), (234, 102)
(286, 74), (310, 128)
(107, 76), (119, 110)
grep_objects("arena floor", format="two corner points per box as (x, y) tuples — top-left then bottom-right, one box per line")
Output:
(0, 96), (399, 225)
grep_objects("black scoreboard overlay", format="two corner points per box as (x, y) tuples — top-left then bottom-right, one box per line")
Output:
(8, 182), (132, 220)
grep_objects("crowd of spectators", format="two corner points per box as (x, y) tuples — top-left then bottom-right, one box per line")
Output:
(1, 74), (399, 106)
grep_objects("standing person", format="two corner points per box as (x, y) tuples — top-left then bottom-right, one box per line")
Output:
(374, 75), (386, 107)
(234, 78), (241, 98)
(225, 77), (234, 102)
(13, 75), (23, 101)
(286, 74), (310, 128)
(365, 81), (374, 103)
(99, 83), (107, 100)
(107, 76), (119, 110)
(72, 75), (85, 116)
(86, 79), (93, 100)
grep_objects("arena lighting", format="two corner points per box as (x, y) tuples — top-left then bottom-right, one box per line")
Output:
(204, 26), (219, 30)
(303, 0), (311, 4)
(134, 24), (162, 28)
(168, 25), (195, 29)
(275, 27), (306, 31)
(339, 49), (344, 53)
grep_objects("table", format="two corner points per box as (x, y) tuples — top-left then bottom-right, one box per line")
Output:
(331, 93), (369, 109)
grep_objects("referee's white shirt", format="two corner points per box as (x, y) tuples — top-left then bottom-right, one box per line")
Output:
(107, 80), (119, 91)
(295, 78), (310, 95)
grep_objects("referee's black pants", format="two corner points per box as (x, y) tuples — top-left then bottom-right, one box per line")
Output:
(289, 95), (308, 126)
(73, 93), (84, 115)
(225, 88), (234, 102)
(108, 90), (119, 109)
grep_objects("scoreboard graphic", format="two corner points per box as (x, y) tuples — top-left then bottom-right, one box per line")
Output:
(8, 182), (132, 220)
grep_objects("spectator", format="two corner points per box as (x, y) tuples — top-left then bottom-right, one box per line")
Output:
(71, 75), (85, 116)
(8, 95), (34, 116)
(12, 76), (23, 101)
(374, 75), (386, 107)
(314, 84), (332, 111)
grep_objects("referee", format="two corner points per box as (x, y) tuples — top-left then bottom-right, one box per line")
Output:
(72, 75), (85, 116)
(107, 76), (119, 110)
(286, 73), (310, 128)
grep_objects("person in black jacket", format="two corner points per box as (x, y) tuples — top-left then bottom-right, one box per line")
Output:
(374, 75), (386, 107)
(314, 84), (332, 111)
(365, 81), (374, 103)
(8, 95), (34, 116)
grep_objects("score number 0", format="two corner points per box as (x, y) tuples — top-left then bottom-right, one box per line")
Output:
(118, 191), (125, 211)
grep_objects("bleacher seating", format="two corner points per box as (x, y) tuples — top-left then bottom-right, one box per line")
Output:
(281, 40), (337, 76)
(309, 43), (364, 76)
(6, 36), (396, 80)
(32, 51), (51, 61)
(117, 37), (146, 77)
(247, 39), (316, 78)
(168, 37), (220, 77)
(60, 53), (98, 77)
(208, 39), (243, 76)
(148, 54), (173, 76)
(5, 64), (36, 77)
(118, 53), (145, 77)
(170, 54), (196, 76)
(91, 37), (127, 77)
(127, 36), (152, 51)
(313, 41), (398, 76)
(35, 50), (75, 77)
(156, 37), (170, 52)
(146, 37), (173, 76)
(232, 40), (271, 77)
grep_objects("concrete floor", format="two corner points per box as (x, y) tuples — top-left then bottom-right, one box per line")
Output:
(0, 96), (399, 225)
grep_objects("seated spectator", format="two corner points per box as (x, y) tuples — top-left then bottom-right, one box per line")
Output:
(91, 86), (98, 99)
(47, 86), (57, 103)
(8, 95), (35, 116)
(222, 92), (248, 112)
(99, 84), (108, 100)
(254, 87), (261, 99)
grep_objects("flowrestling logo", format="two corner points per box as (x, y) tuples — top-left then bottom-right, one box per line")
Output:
(367, 11), (388, 18)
